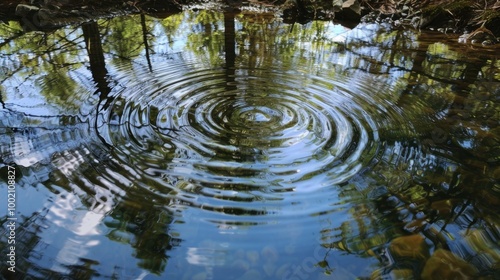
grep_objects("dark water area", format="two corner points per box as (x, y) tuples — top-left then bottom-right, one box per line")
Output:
(1, 10), (499, 280)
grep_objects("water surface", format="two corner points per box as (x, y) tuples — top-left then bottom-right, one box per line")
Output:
(1, 10), (500, 279)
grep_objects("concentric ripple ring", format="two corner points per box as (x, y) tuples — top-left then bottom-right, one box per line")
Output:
(95, 61), (404, 216)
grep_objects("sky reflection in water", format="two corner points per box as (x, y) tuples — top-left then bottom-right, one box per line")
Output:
(1, 10), (500, 279)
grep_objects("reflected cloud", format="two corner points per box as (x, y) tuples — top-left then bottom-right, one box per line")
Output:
(0, 7), (499, 280)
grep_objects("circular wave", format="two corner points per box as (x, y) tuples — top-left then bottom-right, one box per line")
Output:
(95, 60), (408, 218)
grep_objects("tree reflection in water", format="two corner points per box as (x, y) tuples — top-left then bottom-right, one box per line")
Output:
(0, 8), (499, 279)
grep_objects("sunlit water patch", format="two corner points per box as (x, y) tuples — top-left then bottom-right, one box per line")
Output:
(1, 10), (499, 280)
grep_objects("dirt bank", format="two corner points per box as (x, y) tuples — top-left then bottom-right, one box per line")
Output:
(2, 0), (499, 43)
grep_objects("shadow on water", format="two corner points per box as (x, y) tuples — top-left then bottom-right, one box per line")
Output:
(0, 8), (499, 280)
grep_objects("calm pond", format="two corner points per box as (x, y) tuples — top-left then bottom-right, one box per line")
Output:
(1, 9), (499, 280)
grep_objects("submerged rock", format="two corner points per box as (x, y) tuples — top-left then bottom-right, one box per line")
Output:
(371, 268), (414, 280)
(389, 234), (430, 261)
(421, 249), (477, 280)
